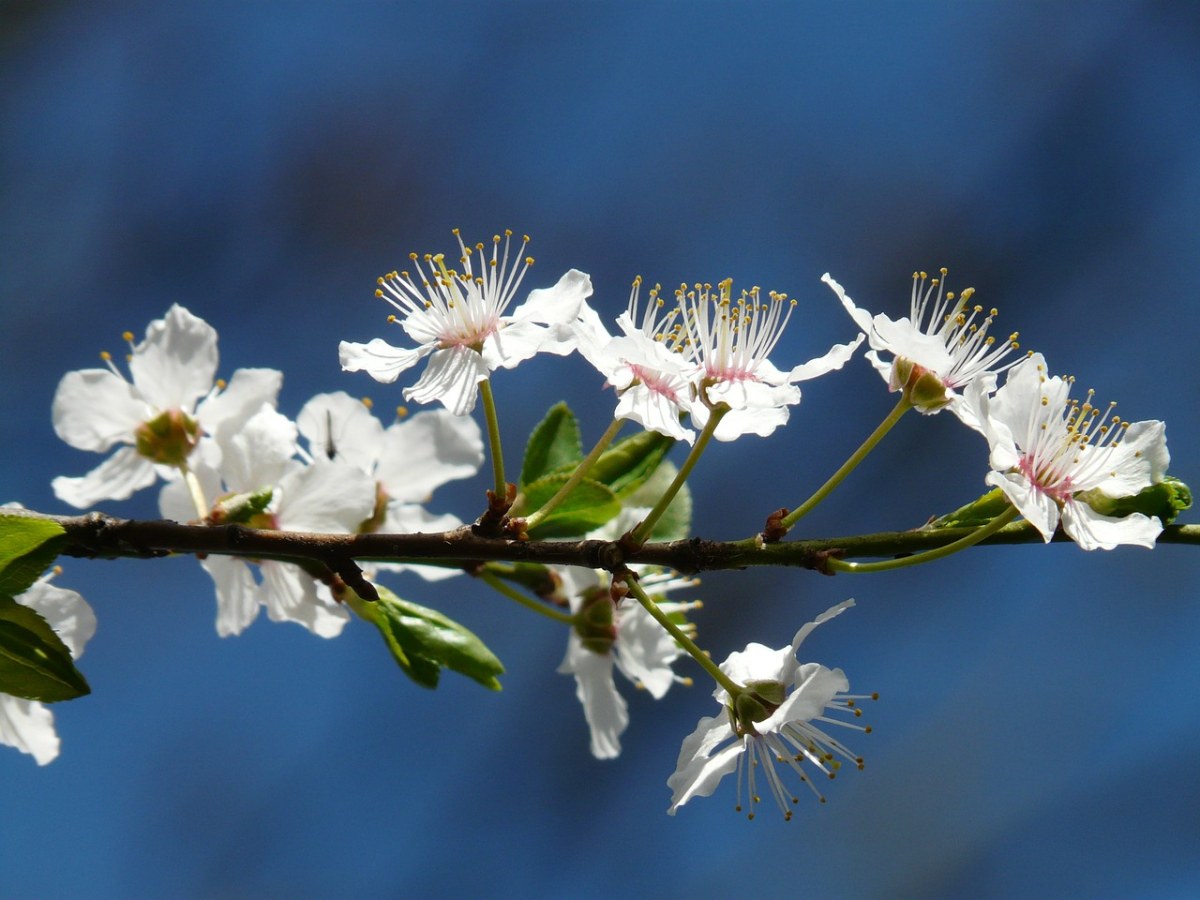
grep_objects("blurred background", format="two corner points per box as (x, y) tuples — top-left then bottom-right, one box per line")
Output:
(2, 1), (1199, 897)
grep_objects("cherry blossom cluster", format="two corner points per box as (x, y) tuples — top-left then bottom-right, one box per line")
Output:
(5, 231), (1176, 822)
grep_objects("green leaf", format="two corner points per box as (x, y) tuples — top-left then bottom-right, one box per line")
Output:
(520, 402), (583, 488)
(563, 429), (675, 498)
(1077, 476), (1193, 525)
(522, 475), (622, 539)
(0, 514), (67, 597)
(621, 461), (693, 541)
(366, 586), (504, 691)
(0, 595), (91, 702)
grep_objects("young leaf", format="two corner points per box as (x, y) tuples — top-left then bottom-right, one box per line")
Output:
(0, 514), (67, 597)
(364, 586), (504, 691)
(520, 402), (583, 487)
(621, 461), (693, 541)
(565, 429), (675, 498)
(926, 488), (1013, 530)
(0, 596), (91, 702)
(1077, 476), (1193, 525)
(522, 475), (621, 539)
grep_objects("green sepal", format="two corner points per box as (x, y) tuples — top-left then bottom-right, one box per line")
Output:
(520, 402), (583, 488)
(927, 488), (1013, 530)
(521, 475), (621, 539)
(621, 461), (693, 541)
(0, 595), (91, 702)
(1077, 476), (1193, 525)
(352, 586), (504, 691)
(209, 488), (274, 525)
(554, 429), (676, 499)
(0, 514), (68, 597)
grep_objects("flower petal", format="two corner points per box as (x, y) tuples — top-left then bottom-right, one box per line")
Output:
(128, 304), (219, 412)
(0, 696), (59, 765)
(376, 410), (484, 503)
(666, 715), (741, 814)
(987, 469), (1059, 542)
(197, 368), (283, 438)
(560, 635), (628, 760)
(404, 346), (489, 416)
(260, 562), (349, 638)
(296, 391), (384, 474)
(786, 335), (865, 383)
(339, 338), (429, 384)
(200, 555), (261, 637)
(52, 446), (158, 508)
(1062, 498), (1162, 551)
(52, 368), (146, 452)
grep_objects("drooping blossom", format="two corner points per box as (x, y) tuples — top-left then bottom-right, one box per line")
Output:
(573, 277), (698, 443)
(823, 269), (1025, 421)
(160, 404), (376, 637)
(556, 564), (698, 759)
(295, 391), (484, 580)
(339, 230), (593, 416)
(0, 573), (96, 765)
(964, 353), (1169, 550)
(676, 279), (863, 440)
(667, 599), (874, 819)
(52, 304), (281, 507)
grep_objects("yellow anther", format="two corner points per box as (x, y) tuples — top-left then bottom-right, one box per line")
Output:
(360, 396), (374, 409)
(122, 331), (134, 343)
(100, 350), (112, 361)
(396, 405), (409, 418)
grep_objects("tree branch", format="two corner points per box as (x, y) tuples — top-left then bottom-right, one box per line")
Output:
(13, 508), (1200, 577)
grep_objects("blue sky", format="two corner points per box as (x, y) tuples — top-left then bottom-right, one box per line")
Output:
(2, 2), (1199, 897)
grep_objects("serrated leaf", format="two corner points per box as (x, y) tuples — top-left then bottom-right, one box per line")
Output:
(520, 402), (583, 488)
(547, 429), (675, 499)
(369, 586), (504, 691)
(0, 514), (67, 597)
(621, 461), (693, 541)
(522, 475), (622, 539)
(0, 595), (91, 702)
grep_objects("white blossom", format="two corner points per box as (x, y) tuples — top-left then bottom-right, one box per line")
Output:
(677, 279), (862, 440)
(556, 564), (697, 760)
(823, 269), (1023, 421)
(51, 304), (280, 507)
(964, 353), (1169, 550)
(667, 600), (873, 819)
(339, 230), (593, 416)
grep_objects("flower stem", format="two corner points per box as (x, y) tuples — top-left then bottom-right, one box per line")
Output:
(627, 404), (728, 547)
(780, 396), (911, 532)
(179, 464), (210, 520)
(620, 571), (740, 696)
(826, 504), (1020, 573)
(523, 417), (626, 529)
(479, 569), (575, 625)
(478, 378), (507, 497)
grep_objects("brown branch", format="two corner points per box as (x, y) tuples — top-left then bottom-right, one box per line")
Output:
(14, 508), (1200, 577)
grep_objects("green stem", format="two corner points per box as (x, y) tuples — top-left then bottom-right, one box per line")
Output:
(478, 378), (507, 497)
(621, 571), (740, 697)
(522, 417), (625, 528)
(826, 504), (1020, 574)
(627, 403), (728, 547)
(780, 396), (911, 532)
(479, 570), (575, 625)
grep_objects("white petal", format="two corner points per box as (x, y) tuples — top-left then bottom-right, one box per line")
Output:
(767, 664), (850, 732)
(196, 368), (283, 438)
(786, 335), (865, 383)
(200, 556), (261, 637)
(404, 347), (489, 415)
(296, 391), (384, 474)
(510, 269), (594, 327)
(1062, 499), (1162, 551)
(260, 562), (349, 638)
(128, 304), (219, 412)
(52, 368), (146, 452)
(52, 446), (158, 508)
(986, 470), (1059, 542)
(666, 715), (741, 814)
(16, 581), (97, 659)
(0, 696), (59, 765)
(821, 273), (874, 333)
(218, 405), (298, 492)
(276, 461), (376, 534)
(158, 461), (221, 522)
(614, 603), (684, 700)
(376, 410), (484, 503)
(718, 641), (794, 694)
(560, 636), (628, 760)
(789, 598), (855, 656)
(339, 338), (429, 384)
